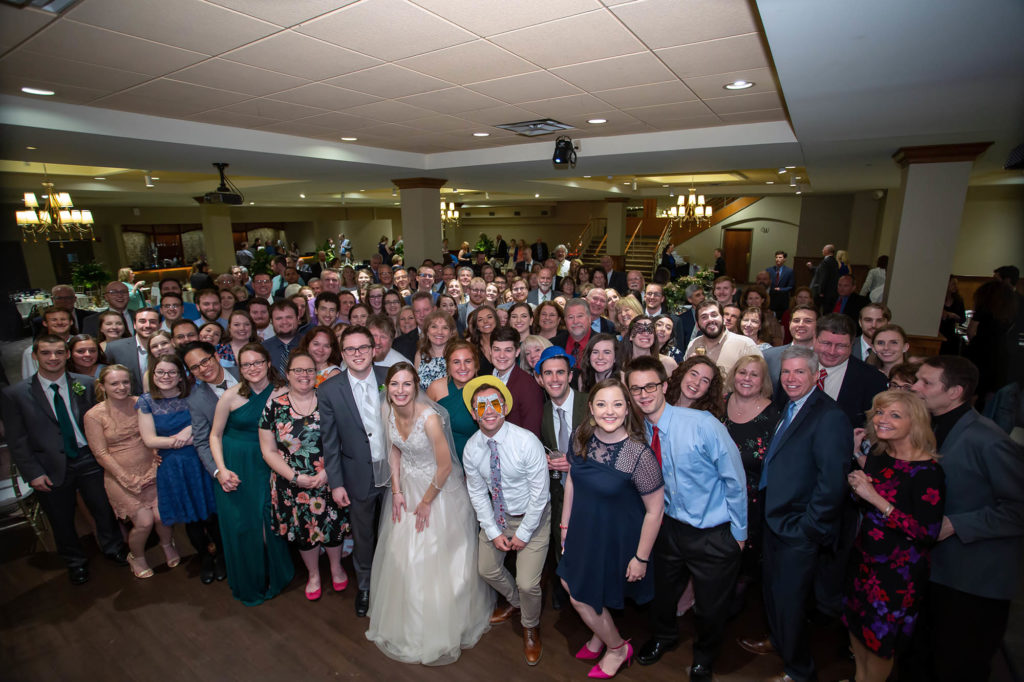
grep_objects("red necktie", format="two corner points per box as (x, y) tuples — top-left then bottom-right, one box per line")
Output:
(833, 298), (842, 313)
(776, 268), (781, 286)
(817, 368), (828, 390)
(650, 425), (662, 466)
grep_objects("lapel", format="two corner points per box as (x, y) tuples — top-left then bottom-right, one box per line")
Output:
(337, 369), (365, 425)
(571, 390), (588, 425)
(29, 376), (58, 425)
(67, 374), (89, 425)
(940, 408), (978, 455)
(764, 389), (819, 468)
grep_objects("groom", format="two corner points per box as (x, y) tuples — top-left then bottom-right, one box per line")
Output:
(320, 325), (389, 617)
(462, 376), (550, 665)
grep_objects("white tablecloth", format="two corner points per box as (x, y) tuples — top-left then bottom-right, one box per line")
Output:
(16, 297), (51, 320)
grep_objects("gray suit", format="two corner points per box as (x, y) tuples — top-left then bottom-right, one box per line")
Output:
(104, 336), (146, 394)
(1, 373), (121, 566)
(319, 365), (389, 591)
(186, 367), (241, 477)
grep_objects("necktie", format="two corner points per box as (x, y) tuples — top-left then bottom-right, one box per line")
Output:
(487, 439), (508, 530)
(817, 368), (828, 390)
(50, 383), (79, 458)
(776, 268), (781, 286)
(759, 401), (798, 489)
(557, 407), (570, 455)
(650, 425), (662, 466)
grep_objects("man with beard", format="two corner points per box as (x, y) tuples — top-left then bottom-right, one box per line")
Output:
(684, 301), (762, 376)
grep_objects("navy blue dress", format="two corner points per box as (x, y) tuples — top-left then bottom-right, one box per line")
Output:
(558, 435), (664, 614)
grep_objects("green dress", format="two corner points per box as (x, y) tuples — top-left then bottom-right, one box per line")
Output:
(436, 377), (478, 464)
(216, 385), (294, 606)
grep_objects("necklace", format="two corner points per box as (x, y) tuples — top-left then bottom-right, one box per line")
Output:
(289, 391), (317, 417)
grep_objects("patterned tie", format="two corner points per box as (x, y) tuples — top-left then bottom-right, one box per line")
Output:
(50, 383), (79, 458)
(650, 425), (662, 467)
(759, 401), (798, 489)
(817, 368), (828, 390)
(487, 439), (508, 530)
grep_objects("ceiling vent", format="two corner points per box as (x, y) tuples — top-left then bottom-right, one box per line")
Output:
(495, 119), (575, 137)
(2, 0), (79, 13)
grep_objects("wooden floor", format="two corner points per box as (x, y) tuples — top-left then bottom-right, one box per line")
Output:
(0, 527), (865, 682)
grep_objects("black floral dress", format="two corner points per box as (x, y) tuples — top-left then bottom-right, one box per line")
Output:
(724, 400), (780, 578)
(259, 394), (349, 551)
(842, 454), (945, 658)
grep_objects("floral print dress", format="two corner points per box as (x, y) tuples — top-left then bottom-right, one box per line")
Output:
(259, 393), (349, 551)
(842, 453), (945, 658)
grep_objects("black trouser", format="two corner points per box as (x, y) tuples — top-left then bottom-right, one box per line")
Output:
(649, 517), (742, 668)
(34, 452), (122, 568)
(812, 499), (857, 618)
(900, 581), (1011, 682)
(762, 528), (824, 682)
(185, 515), (222, 556)
(349, 488), (384, 591)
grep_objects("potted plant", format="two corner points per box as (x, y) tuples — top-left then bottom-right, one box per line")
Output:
(474, 232), (494, 256)
(71, 262), (113, 304)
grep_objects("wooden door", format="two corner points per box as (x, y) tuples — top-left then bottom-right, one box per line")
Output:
(723, 229), (753, 283)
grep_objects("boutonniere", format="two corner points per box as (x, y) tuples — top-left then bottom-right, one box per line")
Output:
(379, 385), (385, 394)
(71, 381), (86, 397)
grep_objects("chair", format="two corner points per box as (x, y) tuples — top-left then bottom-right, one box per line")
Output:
(0, 444), (54, 552)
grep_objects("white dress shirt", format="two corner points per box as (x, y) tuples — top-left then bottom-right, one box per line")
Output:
(374, 347), (411, 368)
(202, 371), (238, 399)
(464, 421), (550, 544)
(348, 370), (385, 463)
(821, 359), (849, 401)
(36, 374), (88, 447)
(135, 336), (149, 373)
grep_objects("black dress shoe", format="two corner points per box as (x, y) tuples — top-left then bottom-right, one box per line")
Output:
(689, 663), (714, 681)
(636, 638), (679, 666)
(551, 583), (566, 611)
(105, 546), (129, 567)
(68, 565), (90, 585)
(213, 552), (227, 581)
(355, 589), (370, 617)
(199, 552), (215, 584)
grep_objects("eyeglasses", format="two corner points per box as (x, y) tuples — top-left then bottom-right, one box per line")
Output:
(889, 381), (914, 391)
(239, 360), (267, 370)
(474, 398), (504, 417)
(153, 369), (179, 378)
(628, 382), (661, 396)
(187, 355), (215, 372)
(342, 344), (373, 355)
(161, 303), (182, 310)
(289, 367), (317, 376)
(106, 289), (128, 296)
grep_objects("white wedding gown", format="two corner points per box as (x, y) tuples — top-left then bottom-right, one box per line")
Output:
(365, 408), (494, 665)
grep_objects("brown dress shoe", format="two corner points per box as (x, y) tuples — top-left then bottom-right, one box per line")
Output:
(738, 636), (776, 656)
(523, 626), (542, 666)
(490, 602), (521, 624)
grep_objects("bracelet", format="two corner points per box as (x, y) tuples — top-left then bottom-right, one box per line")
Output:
(291, 471), (299, 484)
(882, 504), (894, 518)
(430, 481), (443, 492)
(393, 489), (403, 496)
(559, 525), (568, 530)
(633, 554), (649, 564)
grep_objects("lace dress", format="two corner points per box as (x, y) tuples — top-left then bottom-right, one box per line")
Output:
(84, 399), (159, 520)
(365, 408), (493, 665)
(558, 435), (665, 613)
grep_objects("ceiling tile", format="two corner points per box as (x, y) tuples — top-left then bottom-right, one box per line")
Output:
(187, 109), (281, 128)
(611, 0), (759, 49)
(219, 97), (329, 121)
(296, 0), (476, 62)
(657, 33), (770, 79)
(468, 71), (583, 104)
(172, 59), (309, 97)
(342, 99), (439, 123)
(297, 111), (380, 132)
(1, 81), (107, 106)
(408, 0), (600, 37)
(683, 67), (775, 99)
(267, 83), (381, 110)
(222, 31), (380, 80)
(398, 87), (503, 115)
(402, 114), (477, 133)
(717, 108), (787, 124)
(254, 120), (341, 137)
(0, 51), (151, 93)
(490, 10), (646, 69)
(65, 0), (278, 54)
(594, 81), (698, 108)
(520, 93), (618, 118)
(94, 79), (251, 117)
(325, 64), (452, 99)
(622, 99), (716, 124)
(0, 6), (54, 53)
(458, 104), (546, 125)
(550, 52), (677, 91)
(20, 21), (207, 75)
(205, 0), (358, 27)
(703, 91), (783, 115)
(397, 40), (537, 84)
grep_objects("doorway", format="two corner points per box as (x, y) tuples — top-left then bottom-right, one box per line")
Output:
(49, 240), (95, 285)
(723, 229), (753, 284)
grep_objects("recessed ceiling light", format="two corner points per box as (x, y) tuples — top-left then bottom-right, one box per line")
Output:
(393, 202), (400, 206)
(299, 193), (306, 199)
(21, 87), (55, 96)
(724, 80), (754, 90)
(622, 181), (630, 185)
(25, 146), (37, 150)
(778, 168), (787, 174)
(359, 188), (366, 191)
(785, 165), (796, 169)
(249, 201), (255, 205)
(473, 132), (490, 137)
(340, 137), (357, 141)
(587, 118), (607, 124)
(662, 184), (669, 188)
(151, 177), (160, 181)
(795, 190), (802, 195)
(794, 176), (801, 180)
(94, 177), (106, 181)
(583, 175), (591, 178)
(534, 193), (540, 198)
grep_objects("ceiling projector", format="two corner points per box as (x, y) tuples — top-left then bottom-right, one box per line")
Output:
(195, 162), (243, 205)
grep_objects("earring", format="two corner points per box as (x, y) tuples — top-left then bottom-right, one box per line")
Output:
(588, 416), (596, 426)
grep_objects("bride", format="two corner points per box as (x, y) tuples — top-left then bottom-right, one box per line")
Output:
(365, 362), (493, 665)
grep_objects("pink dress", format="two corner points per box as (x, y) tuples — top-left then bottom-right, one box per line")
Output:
(83, 399), (159, 519)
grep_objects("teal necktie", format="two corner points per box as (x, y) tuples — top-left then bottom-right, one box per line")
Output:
(50, 383), (80, 458)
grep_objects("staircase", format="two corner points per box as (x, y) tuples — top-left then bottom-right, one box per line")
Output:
(578, 235), (662, 276)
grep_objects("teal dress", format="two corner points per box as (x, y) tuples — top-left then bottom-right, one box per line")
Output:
(216, 385), (294, 606)
(436, 377), (478, 464)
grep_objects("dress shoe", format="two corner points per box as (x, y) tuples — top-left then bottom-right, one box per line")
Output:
(68, 565), (90, 585)
(588, 640), (632, 679)
(490, 602), (521, 624)
(104, 546), (130, 567)
(636, 638), (679, 666)
(212, 552), (227, 581)
(688, 663), (714, 681)
(332, 573), (349, 592)
(764, 674), (797, 682)
(575, 641), (605, 660)
(199, 552), (215, 584)
(738, 636), (775, 656)
(305, 586), (322, 601)
(523, 626), (542, 666)
(355, 589), (370, 617)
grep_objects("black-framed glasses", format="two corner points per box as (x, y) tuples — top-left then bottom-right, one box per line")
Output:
(187, 355), (215, 372)
(628, 382), (661, 396)
(289, 367), (316, 376)
(342, 344), (373, 355)
(239, 360), (267, 370)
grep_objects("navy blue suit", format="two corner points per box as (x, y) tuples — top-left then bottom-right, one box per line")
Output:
(768, 264), (795, 314)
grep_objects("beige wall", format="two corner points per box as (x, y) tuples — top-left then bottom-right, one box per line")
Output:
(455, 200), (606, 253)
(952, 185), (1024, 276)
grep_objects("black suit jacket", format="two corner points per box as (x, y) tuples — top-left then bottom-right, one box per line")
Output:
(673, 309), (697, 350)
(763, 388), (853, 547)
(531, 242), (549, 262)
(836, 293), (870, 330)
(540, 390), (588, 454)
(392, 329), (419, 362)
(834, 357), (889, 428)
(811, 256), (840, 312)
(495, 238), (509, 261)
(607, 270), (628, 296)
(319, 366), (389, 501)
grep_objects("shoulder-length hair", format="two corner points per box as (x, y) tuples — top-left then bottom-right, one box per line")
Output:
(96, 309), (130, 342)
(94, 363), (131, 402)
(864, 389), (937, 457)
(577, 333), (620, 393)
(618, 315), (663, 367)
(418, 310), (457, 358)
(571, 378), (646, 460)
(724, 354), (773, 400)
(666, 355), (725, 419)
(236, 343), (286, 397)
(297, 325), (342, 367)
(227, 309), (258, 343)
(531, 300), (565, 334)
(147, 353), (193, 400)
(519, 335), (552, 374)
(67, 333), (106, 372)
(465, 305), (498, 347)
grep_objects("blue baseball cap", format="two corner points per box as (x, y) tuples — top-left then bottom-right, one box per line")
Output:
(534, 345), (576, 375)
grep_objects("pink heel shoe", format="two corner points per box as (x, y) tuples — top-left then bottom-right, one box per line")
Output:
(588, 640), (632, 679)
(575, 641), (605, 660)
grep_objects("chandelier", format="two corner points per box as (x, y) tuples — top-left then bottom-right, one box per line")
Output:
(17, 174), (95, 245)
(441, 200), (461, 232)
(664, 187), (713, 230)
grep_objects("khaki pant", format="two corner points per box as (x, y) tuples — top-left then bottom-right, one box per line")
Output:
(477, 504), (551, 628)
